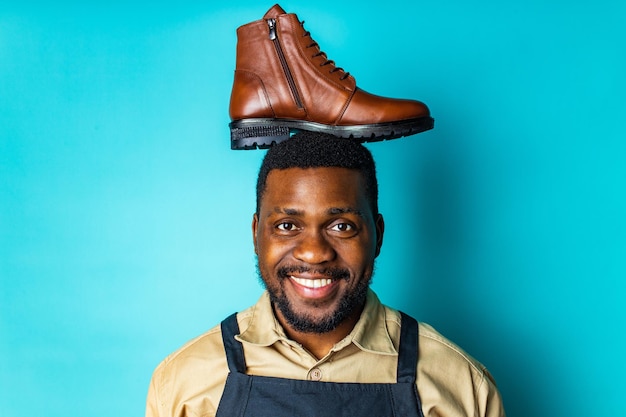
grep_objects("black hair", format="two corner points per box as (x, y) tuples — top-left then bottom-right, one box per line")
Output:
(256, 131), (379, 214)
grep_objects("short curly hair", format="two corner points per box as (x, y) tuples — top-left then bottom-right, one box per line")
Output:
(256, 131), (379, 215)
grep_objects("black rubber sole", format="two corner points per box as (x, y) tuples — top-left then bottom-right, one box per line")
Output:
(229, 117), (435, 150)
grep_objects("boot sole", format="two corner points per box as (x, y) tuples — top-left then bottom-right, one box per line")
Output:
(229, 117), (434, 150)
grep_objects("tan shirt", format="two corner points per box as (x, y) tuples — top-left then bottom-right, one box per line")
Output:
(146, 290), (505, 417)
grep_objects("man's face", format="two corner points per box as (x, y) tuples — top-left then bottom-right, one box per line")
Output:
(253, 167), (384, 334)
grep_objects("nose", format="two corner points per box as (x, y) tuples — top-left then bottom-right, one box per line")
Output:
(292, 229), (336, 264)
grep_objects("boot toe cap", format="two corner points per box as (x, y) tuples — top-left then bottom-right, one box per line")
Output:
(339, 88), (430, 125)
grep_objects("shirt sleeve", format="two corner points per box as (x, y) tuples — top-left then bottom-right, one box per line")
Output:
(478, 368), (506, 417)
(145, 368), (162, 417)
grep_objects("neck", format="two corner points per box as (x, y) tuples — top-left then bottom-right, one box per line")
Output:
(274, 305), (364, 360)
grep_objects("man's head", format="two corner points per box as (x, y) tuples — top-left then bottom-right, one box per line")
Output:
(252, 132), (384, 335)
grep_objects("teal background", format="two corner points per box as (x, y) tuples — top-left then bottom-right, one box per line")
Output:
(1, 1), (625, 416)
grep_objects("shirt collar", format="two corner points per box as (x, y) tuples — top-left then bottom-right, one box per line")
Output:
(236, 290), (397, 356)
(236, 292), (287, 347)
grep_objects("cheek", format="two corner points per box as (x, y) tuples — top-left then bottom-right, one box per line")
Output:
(257, 235), (291, 264)
(336, 241), (375, 268)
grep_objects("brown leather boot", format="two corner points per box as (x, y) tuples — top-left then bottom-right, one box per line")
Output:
(229, 4), (434, 150)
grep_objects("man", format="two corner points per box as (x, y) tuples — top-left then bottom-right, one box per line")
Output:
(145, 131), (505, 417)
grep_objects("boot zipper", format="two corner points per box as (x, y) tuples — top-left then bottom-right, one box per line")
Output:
(267, 18), (304, 109)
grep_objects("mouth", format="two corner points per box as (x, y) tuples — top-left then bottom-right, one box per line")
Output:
(290, 276), (333, 289)
(277, 266), (350, 300)
(288, 275), (338, 300)
(278, 266), (350, 282)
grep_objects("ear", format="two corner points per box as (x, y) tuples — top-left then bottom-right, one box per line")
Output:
(374, 213), (385, 258)
(252, 213), (259, 255)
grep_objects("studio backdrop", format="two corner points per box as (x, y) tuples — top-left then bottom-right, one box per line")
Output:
(1, 1), (625, 416)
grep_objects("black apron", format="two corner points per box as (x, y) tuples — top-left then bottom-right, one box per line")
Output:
(215, 311), (425, 417)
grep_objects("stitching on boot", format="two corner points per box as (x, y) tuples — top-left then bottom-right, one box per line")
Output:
(334, 89), (357, 125)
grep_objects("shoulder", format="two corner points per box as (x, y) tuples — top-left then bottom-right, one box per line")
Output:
(381, 306), (491, 380)
(417, 323), (504, 416)
(148, 303), (264, 416)
(148, 322), (228, 417)
(382, 306), (504, 417)
(149, 303), (264, 417)
(417, 322), (489, 378)
(153, 306), (258, 379)
(155, 323), (227, 378)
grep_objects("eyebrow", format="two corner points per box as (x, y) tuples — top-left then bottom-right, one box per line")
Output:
(328, 207), (365, 218)
(273, 207), (302, 216)
(272, 207), (365, 218)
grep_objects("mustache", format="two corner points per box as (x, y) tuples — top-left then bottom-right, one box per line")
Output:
(277, 265), (350, 281)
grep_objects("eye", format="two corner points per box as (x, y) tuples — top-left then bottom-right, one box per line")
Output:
(276, 222), (298, 232)
(329, 222), (354, 232)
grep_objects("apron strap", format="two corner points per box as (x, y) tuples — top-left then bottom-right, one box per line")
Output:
(397, 312), (419, 383)
(220, 313), (246, 373)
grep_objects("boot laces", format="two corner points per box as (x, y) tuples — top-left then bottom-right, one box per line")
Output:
(301, 21), (350, 81)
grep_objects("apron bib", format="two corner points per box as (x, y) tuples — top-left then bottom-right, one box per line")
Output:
(215, 311), (425, 417)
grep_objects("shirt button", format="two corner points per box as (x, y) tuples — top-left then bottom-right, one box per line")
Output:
(309, 368), (323, 381)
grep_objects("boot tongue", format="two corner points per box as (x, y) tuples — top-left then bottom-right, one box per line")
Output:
(263, 4), (286, 19)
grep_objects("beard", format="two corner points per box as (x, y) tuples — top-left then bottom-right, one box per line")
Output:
(257, 263), (373, 334)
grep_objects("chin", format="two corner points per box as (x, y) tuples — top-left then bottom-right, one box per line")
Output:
(271, 290), (366, 334)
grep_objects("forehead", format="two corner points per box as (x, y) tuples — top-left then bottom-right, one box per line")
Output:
(261, 167), (369, 213)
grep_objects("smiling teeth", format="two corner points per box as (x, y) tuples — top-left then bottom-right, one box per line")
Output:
(291, 277), (333, 289)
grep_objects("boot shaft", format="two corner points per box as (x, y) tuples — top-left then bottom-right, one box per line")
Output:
(230, 5), (355, 123)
